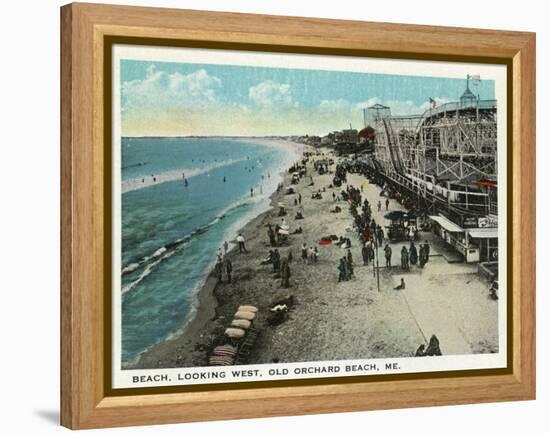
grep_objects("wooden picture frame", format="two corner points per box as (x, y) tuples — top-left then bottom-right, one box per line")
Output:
(61, 2), (536, 429)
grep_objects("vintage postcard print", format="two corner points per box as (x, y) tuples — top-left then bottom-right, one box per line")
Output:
(110, 45), (507, 389)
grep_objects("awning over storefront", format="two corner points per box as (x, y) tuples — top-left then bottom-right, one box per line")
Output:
(467, 228), (498, 239)
(429, 215), (464, 233)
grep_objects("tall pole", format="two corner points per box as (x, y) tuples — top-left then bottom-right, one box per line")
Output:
(375, 241), (380, 291)
(372, 242), (376, 279)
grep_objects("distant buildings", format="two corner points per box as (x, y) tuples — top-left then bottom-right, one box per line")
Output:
(292, 135), (322, 146)
(315, 126), (377, 155)
(290, 125), (377, 155)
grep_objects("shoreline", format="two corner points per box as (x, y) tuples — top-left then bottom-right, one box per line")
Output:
(133, 199), (280, 369)
(130, 139), (307, 369)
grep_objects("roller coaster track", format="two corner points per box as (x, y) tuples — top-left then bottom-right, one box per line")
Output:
(378, 117), (487, 219)
(382, 169), (487, 220)
(382, 118), (405, 175)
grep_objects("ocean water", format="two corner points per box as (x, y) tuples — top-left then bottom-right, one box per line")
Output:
(120, 137), (299, 366)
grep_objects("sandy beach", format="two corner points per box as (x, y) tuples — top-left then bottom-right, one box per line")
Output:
(135, 145), (498, 370)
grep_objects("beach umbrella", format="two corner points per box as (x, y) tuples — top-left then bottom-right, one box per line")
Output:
(384, 210), (407, 221)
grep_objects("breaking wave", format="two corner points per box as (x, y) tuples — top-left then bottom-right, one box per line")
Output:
(121, 157), (248, 194)
(120, 195), (253, 295)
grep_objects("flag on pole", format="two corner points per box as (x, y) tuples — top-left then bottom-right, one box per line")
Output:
(429, 97), (437, 108)
(468, 74), (481, 89)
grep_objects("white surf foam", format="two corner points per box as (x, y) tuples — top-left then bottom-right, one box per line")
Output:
(122, 157), (248, 194)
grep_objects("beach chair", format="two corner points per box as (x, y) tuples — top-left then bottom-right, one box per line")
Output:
(224, 327), (246, 339)
(234, 310), (256, 321)
(231, 319), (252, 330)
(208, 355), (234, 366)
(212, 344), (237, 357)
(235, 328), (261, 365)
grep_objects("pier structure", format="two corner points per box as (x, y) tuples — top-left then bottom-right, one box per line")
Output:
(364, 77), (499, 265)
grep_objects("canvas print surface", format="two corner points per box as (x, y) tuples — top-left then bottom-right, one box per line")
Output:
(111, 46), (507, 388)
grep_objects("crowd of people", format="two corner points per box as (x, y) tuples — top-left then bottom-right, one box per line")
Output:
(396, 241), (431, 270)
(206, 150), (447, 359)
(214, 249), (233, 284)
(331, 161), (432, 283)
(219, 156), (434, 292)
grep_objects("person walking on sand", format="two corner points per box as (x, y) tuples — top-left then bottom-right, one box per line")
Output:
(236, 233), (247, 253)
(377, 225), (384, 247)
(301, 243), (308, 263)
(267, 224), (276, 246)
(215, 257), (223, 283)
(281, 259), (291, 288)
(419, 243), (426, 268)
(425, 241), (430, 263)
(313, 247), (319, 263)
(385, 197), (390, 210)
(308, 246), (315, 264)
(384, 244), (392, 268)
(225, 258), (233, 283)
(369, 241), (375, 262)
(347, 248), (353, 266)
(377, 200), (382, 211)
(409, 242), (418, 265)
(347, 255), (354, 279)
(401, 246), (409, 270)
(338, 258), (346, 282)
(362, 243), (369, 265)
(272, 248), (281, 273)
(298, 193), (302, 205)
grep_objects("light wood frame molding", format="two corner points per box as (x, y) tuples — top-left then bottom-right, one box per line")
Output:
(61, 2), (536, 429)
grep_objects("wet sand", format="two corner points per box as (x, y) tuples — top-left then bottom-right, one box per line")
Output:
(135, 148), (498, 370)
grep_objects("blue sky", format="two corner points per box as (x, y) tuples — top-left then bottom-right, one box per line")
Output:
(120, 59), (495, 137)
